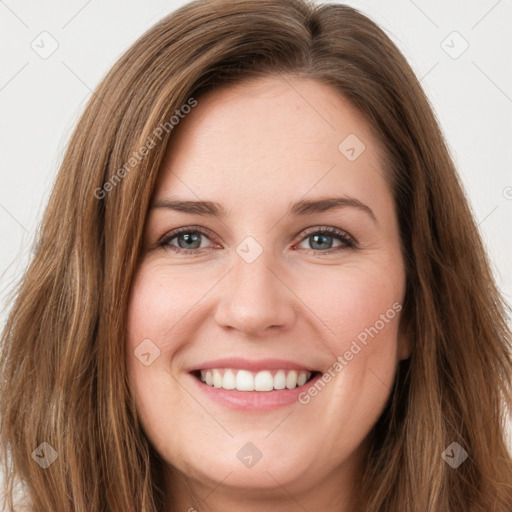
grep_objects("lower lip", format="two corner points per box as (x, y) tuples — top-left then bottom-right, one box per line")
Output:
(187, 372), (322, 411)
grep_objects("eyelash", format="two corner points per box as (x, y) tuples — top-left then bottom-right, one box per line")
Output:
(158, 225), (357, 256)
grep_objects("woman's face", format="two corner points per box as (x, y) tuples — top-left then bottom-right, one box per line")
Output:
(126, 76), (409, 503)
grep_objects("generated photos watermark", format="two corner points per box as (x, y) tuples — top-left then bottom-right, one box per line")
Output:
(94, 97), (197, 200)
(298, 301), (402, 404)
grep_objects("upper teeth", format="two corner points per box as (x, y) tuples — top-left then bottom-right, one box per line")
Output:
(199, 369), (312, 391)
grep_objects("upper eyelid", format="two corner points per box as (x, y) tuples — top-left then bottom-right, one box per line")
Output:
(157, 225), (214, 245)
(300, 225), (355, 243)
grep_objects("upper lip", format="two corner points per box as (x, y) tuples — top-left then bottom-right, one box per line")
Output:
(187, 357), (317, 373)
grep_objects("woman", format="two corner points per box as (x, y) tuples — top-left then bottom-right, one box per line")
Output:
(1, 0), (511, 511)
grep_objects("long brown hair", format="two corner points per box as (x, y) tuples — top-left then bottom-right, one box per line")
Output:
(1, 0), (511, 510)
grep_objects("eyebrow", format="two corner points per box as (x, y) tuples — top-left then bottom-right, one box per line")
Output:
(151, 196), (377, 224)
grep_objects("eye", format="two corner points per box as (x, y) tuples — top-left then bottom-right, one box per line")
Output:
(158, 225), (357, 256)
(159, 226), (216, 255)
(295, 226), (356, 254)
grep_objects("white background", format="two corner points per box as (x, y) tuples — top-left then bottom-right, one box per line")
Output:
(1, 0), (511, 503)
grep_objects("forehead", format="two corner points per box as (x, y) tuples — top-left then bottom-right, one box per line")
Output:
(155, 76), (390, 215)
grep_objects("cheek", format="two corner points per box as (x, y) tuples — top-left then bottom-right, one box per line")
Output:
(126, 263), (208, 354)
(125, 268), (183, 407)
(296, 261), (404, 428)
(125, 268), (191, 459)
(294, 301), (401, 471)
(297, 259), (404, 354)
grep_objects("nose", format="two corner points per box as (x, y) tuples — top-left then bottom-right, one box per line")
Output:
(213, 243), (296, 337)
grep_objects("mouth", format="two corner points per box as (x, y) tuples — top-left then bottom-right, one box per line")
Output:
(190, 368), (320, 392)
(186, 357), (323, 410)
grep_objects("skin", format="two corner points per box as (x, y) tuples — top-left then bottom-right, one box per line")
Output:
(126, 75), (410, 512)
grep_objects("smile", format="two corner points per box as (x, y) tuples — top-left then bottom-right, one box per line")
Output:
(187, 357), (322, 410)
(197, 368), (316, 391)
